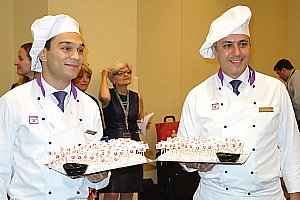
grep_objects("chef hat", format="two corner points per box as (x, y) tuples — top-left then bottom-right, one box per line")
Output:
(30, 14), (80, 72)
(199, 5), (252, 59)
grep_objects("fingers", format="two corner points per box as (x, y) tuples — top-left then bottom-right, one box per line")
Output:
(182, 162), (200, 169)
(182, 162), (216, 172)
(197, 163), (216, 172)
(86, 171), (109, 183)
(101, 69), (111, 77)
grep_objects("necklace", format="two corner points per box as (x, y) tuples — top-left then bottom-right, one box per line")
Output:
(114, 88), (131, 138)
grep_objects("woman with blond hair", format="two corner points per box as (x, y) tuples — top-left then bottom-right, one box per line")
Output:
(98, 60), (144, 200)
(11, 42), (40, 89)
(72, 63), (100, 107)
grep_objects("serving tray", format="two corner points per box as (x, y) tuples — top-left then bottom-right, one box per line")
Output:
(156, 152), (251, 165)
(46, 158), (155, 179)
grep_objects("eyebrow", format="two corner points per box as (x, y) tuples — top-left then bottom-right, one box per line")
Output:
(59, 41), (85, 47)
(222, 39), (249, 44)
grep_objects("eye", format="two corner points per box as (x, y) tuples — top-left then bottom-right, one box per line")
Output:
(223, 44), (232, 48)
(78, 76), (83, 79)
(239, 42), (248, 47)
(62, 47), (71, 51)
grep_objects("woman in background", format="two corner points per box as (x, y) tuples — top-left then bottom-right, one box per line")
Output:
(11, 42), (40, 89)
(98, 60), (144, 200)
(72, 63), (99, 107)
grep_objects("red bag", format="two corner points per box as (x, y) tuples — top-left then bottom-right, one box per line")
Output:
(155, 116), (179, 142)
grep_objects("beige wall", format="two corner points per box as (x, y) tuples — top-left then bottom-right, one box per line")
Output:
(1, 0), (298, 184)
(289, 0), (300, 69)
(0, 0), (14, 94)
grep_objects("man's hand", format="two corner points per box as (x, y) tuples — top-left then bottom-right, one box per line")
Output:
(290, 192), (300, 200)
(182, 162), (215, 172)
(86, 171), (109, 183)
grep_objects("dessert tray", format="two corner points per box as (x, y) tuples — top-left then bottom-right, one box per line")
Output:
(46, 158), (155, 179)
(45, 138), (151, 179)
(155, 137), (250, 165)
(156, 152), (251, 165)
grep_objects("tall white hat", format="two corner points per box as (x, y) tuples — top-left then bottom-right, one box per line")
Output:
(199, 6), (252, 59)
(29, 14), (80, 72)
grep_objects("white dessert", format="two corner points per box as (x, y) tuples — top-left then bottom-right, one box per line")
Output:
(47, 138), (149, 176)
(156, 137), (244, 162)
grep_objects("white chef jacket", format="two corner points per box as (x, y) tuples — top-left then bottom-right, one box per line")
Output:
(178, 66), (300, 200)
(0, 75), (109, 200)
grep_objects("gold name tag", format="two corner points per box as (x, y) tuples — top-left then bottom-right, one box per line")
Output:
(259, 107), (274, 112)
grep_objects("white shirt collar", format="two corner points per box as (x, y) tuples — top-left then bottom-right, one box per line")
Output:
(223, 67), (250, 88)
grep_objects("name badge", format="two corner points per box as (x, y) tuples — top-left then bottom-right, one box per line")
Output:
(259, 107), (274, 112)
(29, 116), (39, 124)
(212, 103), (219, 110)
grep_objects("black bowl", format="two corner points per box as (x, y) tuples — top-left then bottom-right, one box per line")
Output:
(216, 152), (241, 162)
(63, 163), (88, 176)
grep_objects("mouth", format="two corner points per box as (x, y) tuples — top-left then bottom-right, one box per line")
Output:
(229, 59), (243, 65)
(65, 63), (80, 68)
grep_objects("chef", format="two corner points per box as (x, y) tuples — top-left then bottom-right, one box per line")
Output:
(0, 14), (110, 199)
(177, 5), (300, 200)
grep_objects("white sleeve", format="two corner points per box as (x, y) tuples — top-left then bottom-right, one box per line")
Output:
(0, 96), (15, 199)
(177, 91), (201, 139)
(277, 84), (300, 193)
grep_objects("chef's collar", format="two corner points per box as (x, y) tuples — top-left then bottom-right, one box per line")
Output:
(36, 75), (78, 99)
(218, 65), (255, 86)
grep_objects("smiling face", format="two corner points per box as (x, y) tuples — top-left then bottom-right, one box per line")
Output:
(72, 71), (91, 92)
(40, 32), (84, 88)
(111, 67), (132, 86)
(212, 34), (251, 79)
(14, 47), (34, 78)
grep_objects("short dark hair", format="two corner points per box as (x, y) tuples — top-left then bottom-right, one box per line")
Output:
(273, 59), (294, 71)
(44, 36), (55, 50)
(40, 36), (55, 65)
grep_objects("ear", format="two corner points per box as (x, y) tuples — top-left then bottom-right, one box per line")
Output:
(281, 68), (287, 74)
(38, 48), (47, 62)
(211, 45), (217, 57)
(108, 75), (115, 84)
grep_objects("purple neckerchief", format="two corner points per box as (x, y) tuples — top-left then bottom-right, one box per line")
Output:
(37, 75), (77, 99)
(217, 65), (255, 86)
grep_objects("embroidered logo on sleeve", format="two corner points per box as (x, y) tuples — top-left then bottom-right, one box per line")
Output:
(29, 116), (39, 124)
(212, 103), (219, 110)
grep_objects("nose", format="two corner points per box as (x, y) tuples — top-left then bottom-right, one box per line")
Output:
(14, 59), (19, 65)
(232, 44), (242, 56)
(70, 50), (81, 61)
(82, 76), (89, 82)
